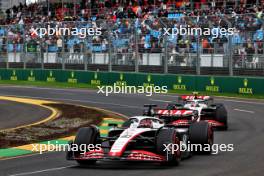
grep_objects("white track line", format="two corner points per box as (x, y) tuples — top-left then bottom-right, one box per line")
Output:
(0, 85), (264, 105)
(233, 108), (255, 114)
(9, 165), (75, 176)
(0, 94), (142, 109)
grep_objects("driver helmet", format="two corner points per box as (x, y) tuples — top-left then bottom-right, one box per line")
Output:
(191, 101), (200, 107)
(138, 119), (153, 128)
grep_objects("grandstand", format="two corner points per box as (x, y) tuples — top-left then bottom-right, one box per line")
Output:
(0, 0), (263, 76)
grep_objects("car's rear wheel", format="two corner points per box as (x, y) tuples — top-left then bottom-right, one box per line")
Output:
(189, 121), (214, 154)
(156, 128), (181, 166)
(213, 103), (228, 130)
(74, 126), (100, 165)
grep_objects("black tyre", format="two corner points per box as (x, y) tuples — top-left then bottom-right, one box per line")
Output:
(189, 121), (214, 154)
(178, 133), (192, 159)
(74, 126), (99, 165)
(213, 103), (228, 130)
(156, 128), (181, 166)
(66, 141), (73, 160)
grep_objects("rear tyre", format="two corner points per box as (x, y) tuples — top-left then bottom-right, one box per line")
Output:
(74, 126), (100, 165)
(156, 128), (181, 166)
(213, 103), (228, 130)
(189, 121), (214, 154)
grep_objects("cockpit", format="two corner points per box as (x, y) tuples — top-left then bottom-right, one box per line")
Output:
(123, 117), (164, 129)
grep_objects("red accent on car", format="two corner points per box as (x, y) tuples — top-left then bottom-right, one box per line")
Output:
(156, 110), (193, 115)
(80, 149), (104, 159)
(205, 120), (225, 127)
(127, 150), (165, 161)
(181, 95), (210, 100)
(171, 120), (190, 126)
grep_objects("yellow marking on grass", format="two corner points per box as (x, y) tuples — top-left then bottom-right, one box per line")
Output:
(103, 117), (124, 121)
(100, 129), (108, 134)
(14, 143), (60, 154)
(14, 144), (38, 151)
(101, 123), (108, 126)
(1, 101), (127, 159)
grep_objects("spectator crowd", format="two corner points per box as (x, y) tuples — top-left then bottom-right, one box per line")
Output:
(0, 0), (263, 66)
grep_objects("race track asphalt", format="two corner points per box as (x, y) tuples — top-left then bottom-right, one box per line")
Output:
(0, 99), (51, 130)
(0, 85), (263, 176)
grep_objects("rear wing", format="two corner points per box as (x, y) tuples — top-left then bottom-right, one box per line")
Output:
(143, 104), (158, 116)
(178, 95), (212, 101)
(154, 109), (197, 123)
(154, 109), (195, 116)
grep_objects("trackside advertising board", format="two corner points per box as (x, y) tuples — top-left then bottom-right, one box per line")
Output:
(0, 69), (263, 95)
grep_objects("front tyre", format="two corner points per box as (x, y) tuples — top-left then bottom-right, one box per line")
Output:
(156, 128), (181, 166)
(73, 126), (100, 165)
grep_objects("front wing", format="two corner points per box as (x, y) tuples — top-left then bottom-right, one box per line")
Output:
(69, 149), (167, 162)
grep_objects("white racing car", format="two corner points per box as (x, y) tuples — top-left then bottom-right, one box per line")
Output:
(166, 93), (228, 130)
(66, 114), (214, 166)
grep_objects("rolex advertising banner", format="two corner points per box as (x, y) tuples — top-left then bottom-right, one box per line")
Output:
(0, 69), (263, 95)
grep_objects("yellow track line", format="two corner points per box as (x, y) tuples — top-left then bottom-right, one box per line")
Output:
(0, 96), (60, 132)
(0, 96), (126, 159)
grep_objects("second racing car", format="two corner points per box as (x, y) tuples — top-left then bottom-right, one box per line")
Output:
(157, 93), (228, 130)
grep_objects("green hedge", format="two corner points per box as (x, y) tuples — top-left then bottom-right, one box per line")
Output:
(0, 69), (263, 95)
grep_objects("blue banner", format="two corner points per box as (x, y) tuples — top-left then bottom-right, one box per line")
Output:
(168, 13), (184, 20)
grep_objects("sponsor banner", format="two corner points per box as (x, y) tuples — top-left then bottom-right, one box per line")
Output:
(0, 69), (263, 95)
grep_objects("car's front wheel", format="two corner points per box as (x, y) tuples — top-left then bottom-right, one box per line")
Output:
(156, 128), (181, 166)
(73, 126), (100, 165)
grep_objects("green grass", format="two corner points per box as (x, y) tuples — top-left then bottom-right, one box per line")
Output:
(0, 80), (98, 89)
(0, 80), (263, 100)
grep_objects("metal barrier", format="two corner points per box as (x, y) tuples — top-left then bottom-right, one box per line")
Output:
(0, 17), (264, 76)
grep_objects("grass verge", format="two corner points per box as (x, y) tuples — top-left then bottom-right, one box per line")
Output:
(0, 103), (110, 149)
(0, 80), (97, 89)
